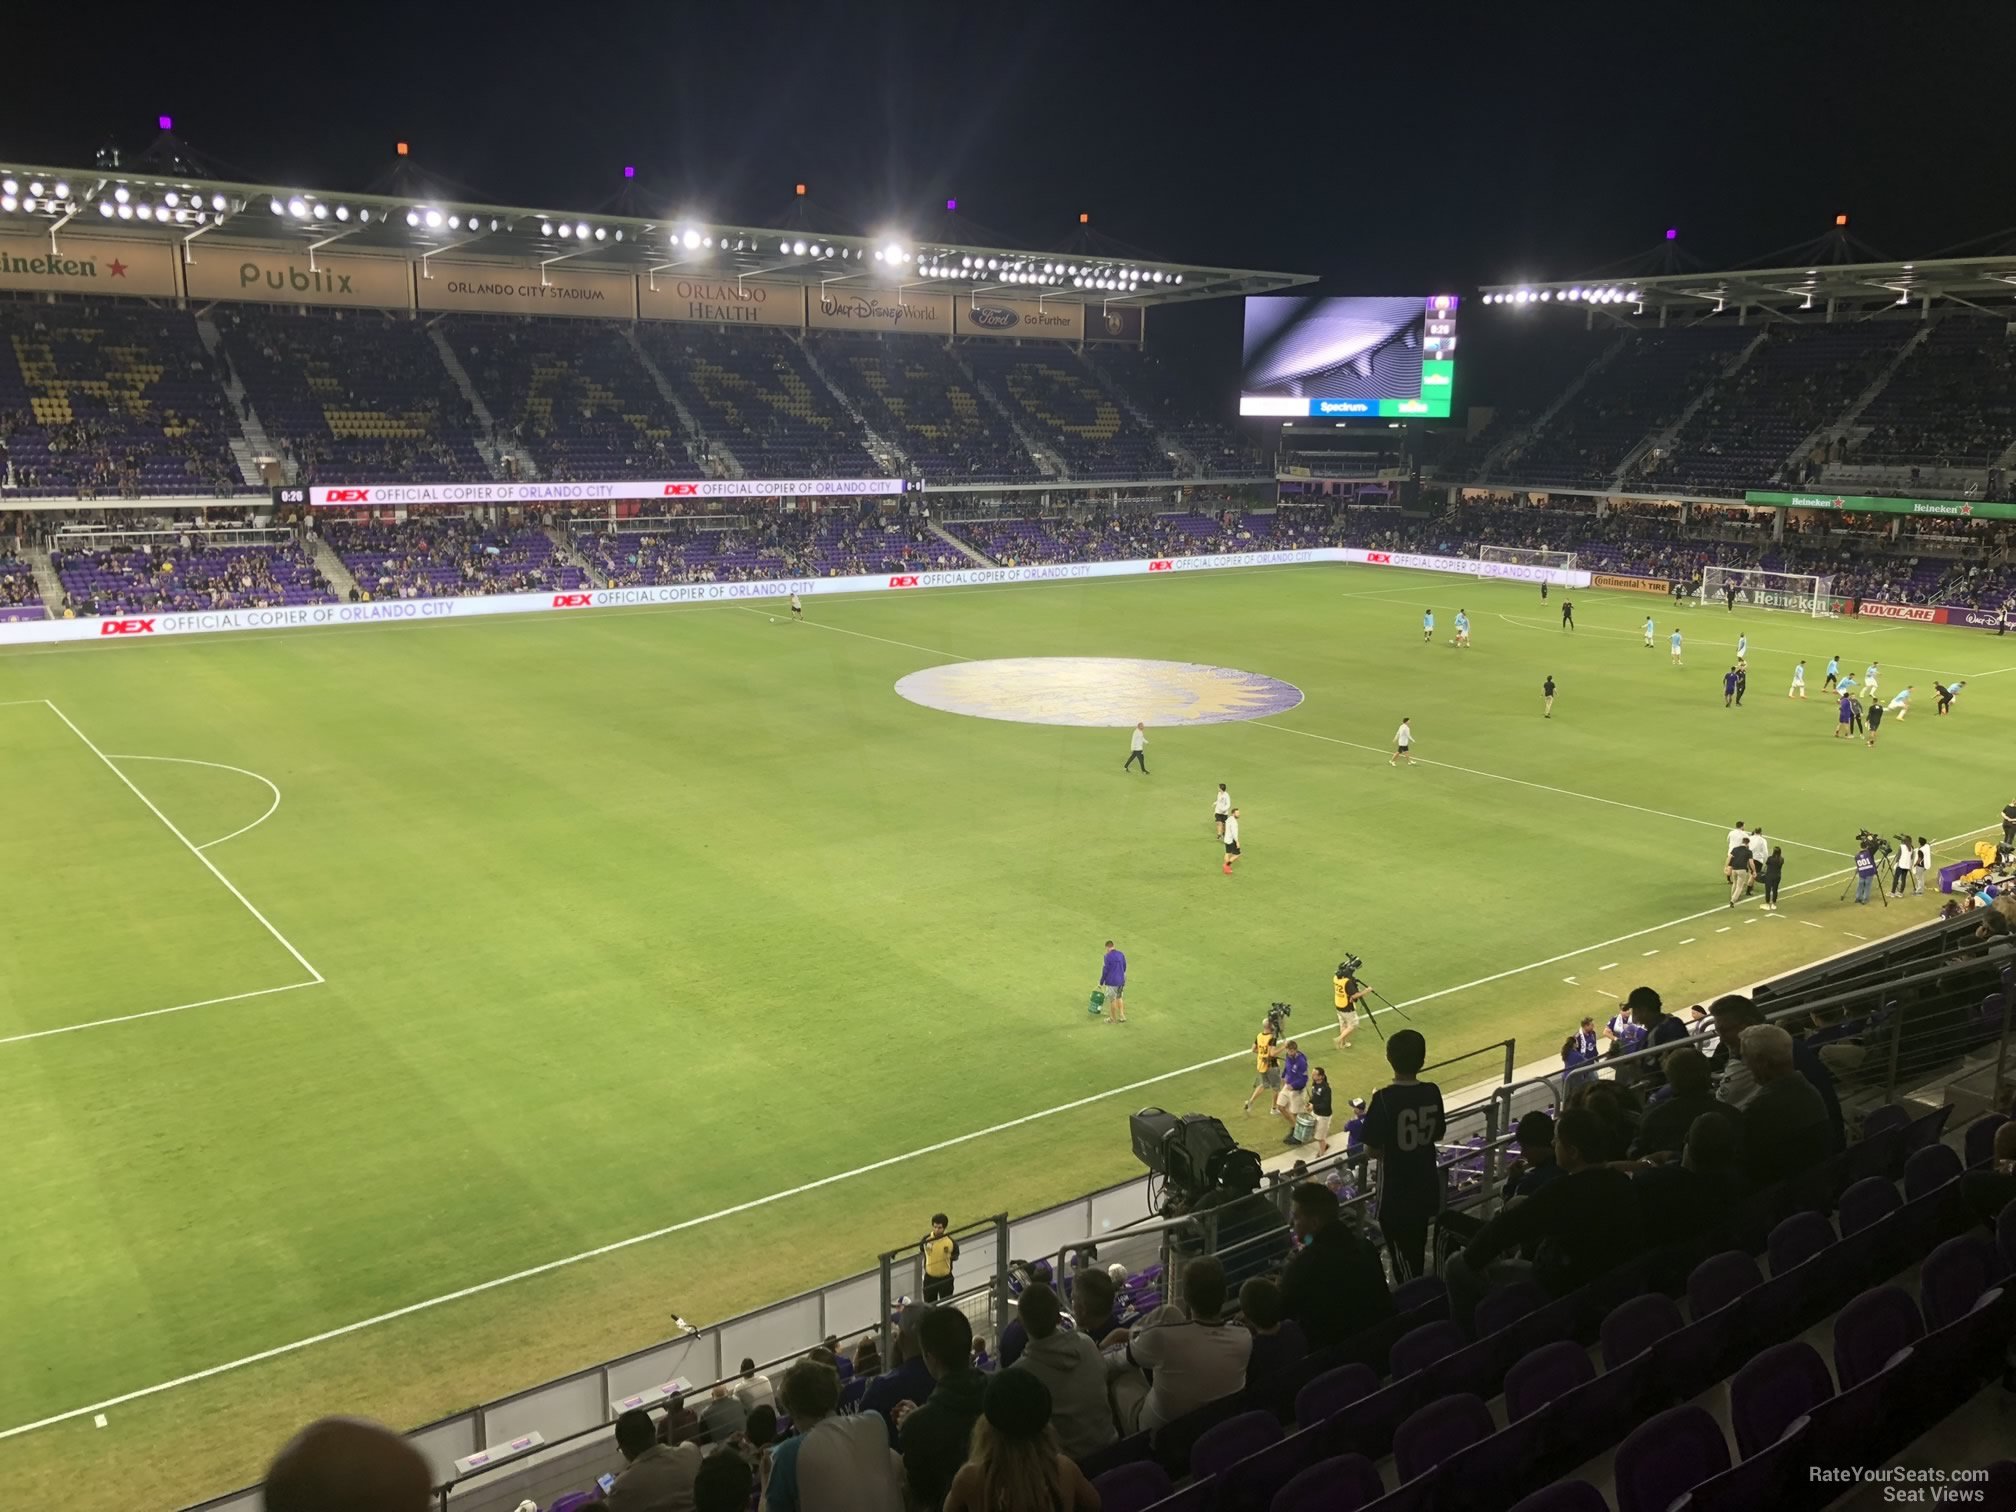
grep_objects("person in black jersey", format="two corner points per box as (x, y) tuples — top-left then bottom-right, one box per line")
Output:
(1540, 580), (1549, 601)
(1542, 675), (1556, 718)
(1560, 599), (1575, 631)
(1362, 1029), (1446, 1281)
(2000, 800), (2016, 847)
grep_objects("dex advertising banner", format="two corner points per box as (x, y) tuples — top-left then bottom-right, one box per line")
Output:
(638, 276), (805, 327)
(1353, 549), (1590, 587)
(305, 478), (909, 507)
(417, 261), (637, 319)
(954, 297), (1083, 342)
(0, 234), (177, 298)
(185, 246), (414, 309)
(806, 286), (952, 335)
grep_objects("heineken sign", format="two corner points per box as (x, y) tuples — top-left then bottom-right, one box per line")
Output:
(1744, 490), (2016, 521)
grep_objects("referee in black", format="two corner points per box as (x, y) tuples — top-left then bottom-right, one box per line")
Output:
(2001, 800), (2016, 846)
(1561, 598), (1575, 631)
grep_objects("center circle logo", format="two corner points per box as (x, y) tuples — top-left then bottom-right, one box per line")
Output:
(895, 657), (1303, 727)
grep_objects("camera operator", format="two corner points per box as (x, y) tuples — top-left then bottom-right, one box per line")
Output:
(1891, 833), (1916, 897)
(1333, 960), (1367, 1049)
(1241, 1013), (1282, 1116)
(1913, 836), (1932, 895)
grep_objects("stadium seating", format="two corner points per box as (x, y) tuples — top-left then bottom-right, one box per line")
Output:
(1080, 346), (1271, 476)
(1853, 316), (2016, 470)
(216, 309), (490, 483)
(573, 508), (957, 585)
(52, 538), (333, 615)
(637, 326), (877, 479)
(322, 517), (587, 597)
(446, 320), (702, 482)
(0, 547), (41, 619)
(805, 333), (1041, 482)
(959, 344), (1177, 479)
(0, 301), (241, 498)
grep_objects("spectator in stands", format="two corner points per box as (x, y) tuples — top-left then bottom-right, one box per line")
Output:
(736, 1357), (775, 1412)
(605, 1406), (703, 1512)
(920, 1213), (960, 1303)
(1501, 1111), (1566, 1200)
(1007, 1280), (1117, 1460)
(263, 1416), (432, 1512)
(1237, 1275), (1308, 1387)
(1563, 1079), (1640, 1161)
(850, 1335), (883, 1381)
(1446, 1107), (1644, 1329)
(944, 1369), (1099, 1512)
(1276, 1180), (1393, 1349)
(763, 1358), (903, 1512)
(860, 1304), (934, 1444)
(695, 1451), (754, 1512)
(659, 1390), (701, 1446)
(730, 1405), (778, 1496)
(1710, 993), (1845, 1149)
(1737, 1024), (1832, 1186)
(1625, 1112), (1749, 1249)
(1069, 1266), (1123, 1346)
(897, 1305), (991, 1512)
(1628, 1047), (1744, 1160)
(1362, 1028), (1446, 1279)
(700, 1383), (748, 1445)
(1627, 986), (1689, 1070)
(1104, 1254), (1250, 1432)
(1962, 1120), (2016, 1230)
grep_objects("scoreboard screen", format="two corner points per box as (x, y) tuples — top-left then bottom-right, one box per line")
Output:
(1239, 295), (1457, 419)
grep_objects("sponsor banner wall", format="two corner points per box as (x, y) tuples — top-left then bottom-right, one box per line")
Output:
(417, 261), (637, 320)
(185, 245), (414, 309)
(954, 296), (1083, 342)
(1942, 604), (2012, 629)
(1746, 489), (2016, 522)
(638, 275), (804, 327)
(1082, 303), (1144, 343)
(306, 478), (908, 507)
(0, 234), (177, 298)
(0, 543), (1586, 647)
(1592, 572), (1671, 594)
(1856, 601), (1947, 624)
(805, 286), (952, 335)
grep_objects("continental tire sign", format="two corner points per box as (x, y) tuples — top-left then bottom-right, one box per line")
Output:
(1592, 572), (1670, 594)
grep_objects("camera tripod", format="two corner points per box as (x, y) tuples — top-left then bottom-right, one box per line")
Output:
(1354, 978), (1411, 1039)
(1839, 852), (1894, 907)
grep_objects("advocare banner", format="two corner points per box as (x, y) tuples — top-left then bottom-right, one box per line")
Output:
(637, 275), (805, 327)
(185, 245), (413, 309)
(1855, 601), (1947, 624)
(305, 478), (909, 507)
(0, 234), (177, 298)
(0, 544), (1589, 647)
(417, 261), (637, 320)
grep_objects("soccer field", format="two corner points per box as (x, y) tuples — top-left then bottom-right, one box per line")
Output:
(2, 561), (2007, 1508)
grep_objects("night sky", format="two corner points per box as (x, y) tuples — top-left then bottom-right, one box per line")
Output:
(6, 0), (2013, 393)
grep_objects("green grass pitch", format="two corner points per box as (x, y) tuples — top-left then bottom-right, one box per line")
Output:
(1, 561), (2007, 1507)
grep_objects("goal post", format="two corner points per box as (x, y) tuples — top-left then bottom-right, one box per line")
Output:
(1699, 565), (1837, 617)
(1477, 544), (1578, 576)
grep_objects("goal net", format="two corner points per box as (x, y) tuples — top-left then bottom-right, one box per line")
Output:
(1477, 544), (1578, 575)
(1699, 565), (1836, 617)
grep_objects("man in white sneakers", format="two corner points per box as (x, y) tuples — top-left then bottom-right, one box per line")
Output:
(1391, 718), (1413, 766)
(1124, 721), (1149, 774)
(1214, 782), (1232, 838)
(1222, 809), (1242, 875)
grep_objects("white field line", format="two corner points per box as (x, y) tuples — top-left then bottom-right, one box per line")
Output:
(1247, 719), (1849, 858)
(732, 605), (971, 662)
(40, 702), (322, 985)
(106, 755), (283, 851)
(0, 980), (321, 1049)
(5, 825), (1996, 1441)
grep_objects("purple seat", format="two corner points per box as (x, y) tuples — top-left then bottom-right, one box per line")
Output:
(1270, 1453), (1383, 1512)
(1392, 1393), (1492, 1484)
(1729, 1340), (1833, 1458)
(1391, 1276), (1446, 1315)
(1434, 1413), (1548, 1512)
(1905, 1143), (1963, 1200)
(1965, 1114), (2009, 1169)
(1613, 1404), (1732, 1512)
(1683, 1429), (1808, 1512)
(1293, 1363), (1377, 1429)
(1833, 1286), (1924, 1390)
(1860, 1104), (1909, 1139)
(1600, 1293), (1682, 1370)
(1919, 1234), (2006, 1330)
(1424, 1331), (1510, 1401)
(1142, 1479), (1215, 1512)
(1999, 1197), (2016, 1271)
(1092, 1460), (1173, 1512)
(1331, 1373), (1429, 1462)
(1388, 1319), (1464, 1379)
(1473, 1279), (1549, 1339)
(1899, 1105), (1954, 1164)
(1507, 1485), (1608, 1512)
(1502, 1339), (1594, 1422)
(1685, 1250), (1762, 1320)
(1767, 1211), (1837, 1275)
(1220, 1426), (1327, 1512)
(1836, 1175), (1901, 1236)
(1190, 1410), (1281, 1482)
(547, 1495), (599, 1512)
(1078, 1431), (1152, 1481)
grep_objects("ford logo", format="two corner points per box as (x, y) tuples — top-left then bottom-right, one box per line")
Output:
(967, 305), (1019, 329)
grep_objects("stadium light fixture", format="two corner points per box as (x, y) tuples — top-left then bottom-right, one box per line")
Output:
(426, 209), (445, 228)
(558, 223), (573, 238)
(1835, 214), (1848, 226)
(611, 227), (621, 240)
(793, 240), (807, 256)
(358, 209), (370, 224)
(335, 205), (350, 221)
(574, 223), (589, 239)
(0, 178), (13, 196)
(29, 181), (43, 198)
(594, 227), (606, 240)
(98, 201), (113, 216)
(164, 191), (179, 207)
(314, 203), (329, 219)
(116, 204), (132, 219)
(1540, 291), (1552, 300)
(681, 229), (701, 249)
(159, 115), (173, 130)
(211, 194), (226, 211)
(269, 197), (283, 215)
(288, 198), (308, 218)
(539, 221), (552, 237)
(407, 209), (421, 227)
(0, 196), (13, 213)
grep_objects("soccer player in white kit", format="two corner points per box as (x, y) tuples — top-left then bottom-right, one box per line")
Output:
(1737, 633), (1748, 660)
(1644, 616), (1655, 648)
(1453, 609), (1470, 648)
(789, 591), (803, 621)
(1221, 809), (1242, 874)
(1887, 685), (1913, 719)
(1214, 782), (1232, 837)
(1390, 718), (1413, 766)
(1863, 661), (1880, 697)
(1670, 629), (1684, 665)
(1123, 722), (1149, 774)
(1790, 660), (1806, 698)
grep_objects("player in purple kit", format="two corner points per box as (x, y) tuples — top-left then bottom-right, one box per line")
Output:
(1097, 939), (1128, 1024)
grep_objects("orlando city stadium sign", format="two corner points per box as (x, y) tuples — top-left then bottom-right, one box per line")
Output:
(298, 478), (909, 507)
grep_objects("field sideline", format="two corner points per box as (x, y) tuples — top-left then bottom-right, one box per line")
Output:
(1, 561), (2006, 1509)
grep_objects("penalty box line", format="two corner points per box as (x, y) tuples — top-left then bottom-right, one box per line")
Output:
(1, 829), (1987, 1443)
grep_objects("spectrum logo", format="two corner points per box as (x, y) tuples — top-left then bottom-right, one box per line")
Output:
(1314, 400), (1374, 416)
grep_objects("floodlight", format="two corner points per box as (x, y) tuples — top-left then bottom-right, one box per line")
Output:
(28, 181), (43, 197)
(594, 227), (606, 240)
(0, 196), (13, 213)
(986, 257), (999, 270)
(538, 221), (550, 237)
(1540, 291), (1552, 301)
(116, 204), (132, 219)
(211, 194), (226, 211)
(407, 209), (421, 227)
(575, 223), (588, 238)
(335, 205), (350, 221)
(1173, 275), (1182, 284)
(1072, 277), (1082, 287)
(0, 178), (13, 195)
(163, 191), (179, 207)
(313, 203), (329, 219)
(612, 228), (621, 240)
(289, 198), (308, 218)
(114, 187), (130, 204)
(793, 240), (807, 256)
(884, 242), (905, 262)
(873, 249), (884, 261)
(98, 201), (112, 216)
(961, 255), (972, 267)
(682, 229), (701, 249)
(174, 208), (190, 224)
(358, 210), (371, 223)
(558, 223), (572, 237)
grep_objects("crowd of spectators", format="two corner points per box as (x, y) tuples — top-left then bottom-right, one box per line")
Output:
(808, 334), (1042, 484)
(575, 507), (961, 585)
(52, 536), (333, 616)
(322, 517), (587, 599)
(1852, 316), (2016, 469)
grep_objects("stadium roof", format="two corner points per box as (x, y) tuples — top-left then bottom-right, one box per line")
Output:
(1479, 255), (2016, 319)
(0, 161), (1313, 308)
